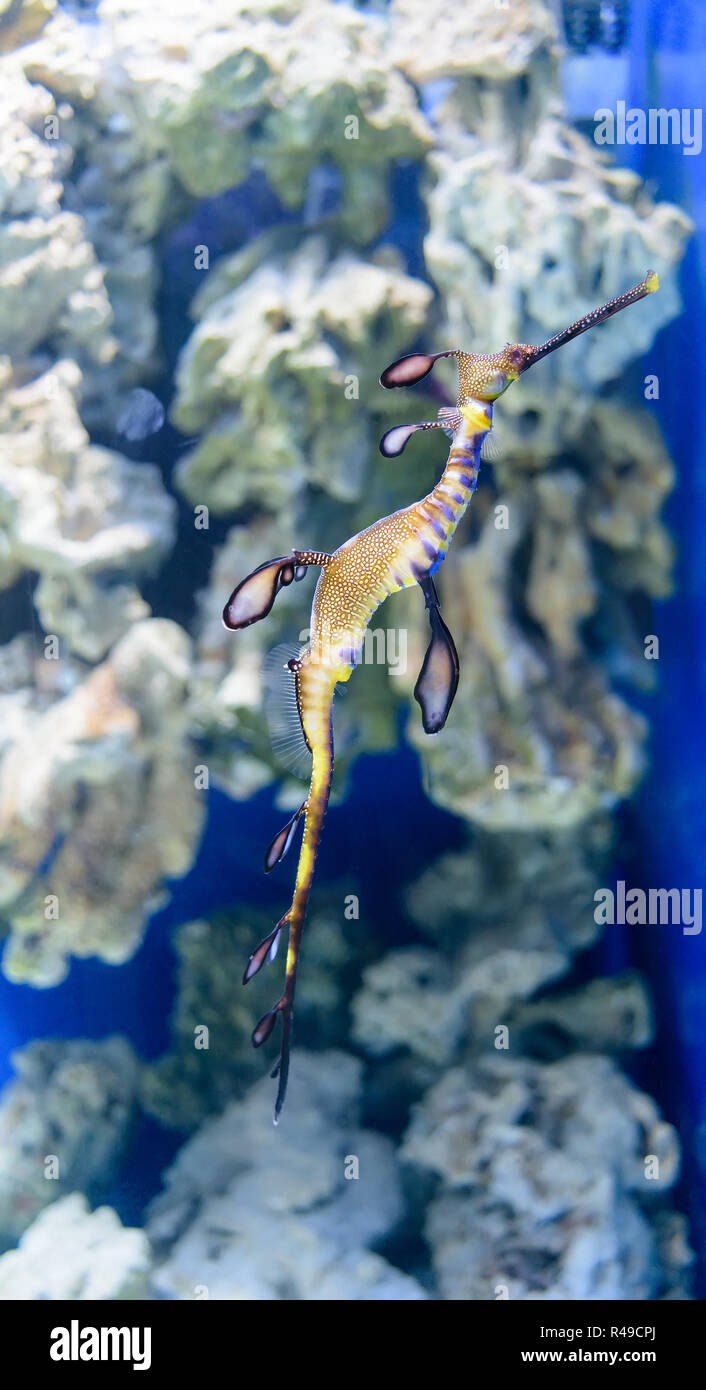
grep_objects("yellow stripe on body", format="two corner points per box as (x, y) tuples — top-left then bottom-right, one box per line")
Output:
(283, 660), (335, 987)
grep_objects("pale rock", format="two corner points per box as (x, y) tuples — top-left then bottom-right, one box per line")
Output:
(0, 1193), (150, 1300)
(0, 1036), (139, 1249)
(0, 619), (204, 985)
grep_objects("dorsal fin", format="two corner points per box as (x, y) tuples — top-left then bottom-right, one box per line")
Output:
(262, 643), (312, 780)
(480, 429), (502, 462)
(437, 406), (462, 441)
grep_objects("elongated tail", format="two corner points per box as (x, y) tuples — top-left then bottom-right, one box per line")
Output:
(245, 678), (334, 1120)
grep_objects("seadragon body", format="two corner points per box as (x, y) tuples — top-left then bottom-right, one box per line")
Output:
(223, 271), (658, 1118)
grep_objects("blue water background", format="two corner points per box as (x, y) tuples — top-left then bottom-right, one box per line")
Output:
(609, 0), (706, 1293)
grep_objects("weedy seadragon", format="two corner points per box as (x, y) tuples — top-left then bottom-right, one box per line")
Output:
(223, 270), (659, 1119)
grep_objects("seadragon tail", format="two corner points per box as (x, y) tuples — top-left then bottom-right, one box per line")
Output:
(245, 676), (334, 1121)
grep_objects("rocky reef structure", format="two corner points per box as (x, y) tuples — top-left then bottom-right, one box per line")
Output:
(0, 1036), (139, 1250)
(0, 0), (694, 1299)
(173, 230), (433, 513)
(0, 619), (203, 986)
(402, 1055), (691, 1300)
(0, 1193), (151, 1299)
(0, 360), (175, 660)
(353, 828), (608, 1072)
(147, 1050), (426, 1300)
(350, 823), (693, 1297)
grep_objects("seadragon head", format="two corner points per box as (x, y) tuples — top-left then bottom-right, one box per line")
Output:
(379, 270), (659, 456)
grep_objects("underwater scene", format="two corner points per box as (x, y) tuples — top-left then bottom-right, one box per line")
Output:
(0, 0), (703, 1306)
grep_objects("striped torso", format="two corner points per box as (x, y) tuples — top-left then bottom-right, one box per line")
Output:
(308, 407), (490, 679)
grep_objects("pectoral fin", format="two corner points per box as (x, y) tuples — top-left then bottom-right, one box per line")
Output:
(222, 555), (296, 630)
(264, 800), (306, 873)
(414, 605), (459, 734)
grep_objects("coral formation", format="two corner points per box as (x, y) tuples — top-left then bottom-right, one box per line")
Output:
(352, 824), (647, 1079)
(0, 619), (203, 985)
(148, 1050), (426, 1300)
(0, 360), (174, 659)
(0, 1036), (139, 1250)
(0, 1193), (151, 1299)
(389, 0), (560, 85)
(0, 65), (113, 370)
(173, 230), (433, 513)
(402, 1055), (689, 1300)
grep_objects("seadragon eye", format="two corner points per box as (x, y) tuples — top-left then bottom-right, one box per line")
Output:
(505, 345), (527, 370)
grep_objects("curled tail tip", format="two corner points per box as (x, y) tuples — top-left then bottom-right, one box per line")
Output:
(273, 1072), (287, 1122)
(274, 1075), (289, 1122)
(249, 992), (293, 1116)
(273, 1010), (292, 1119)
